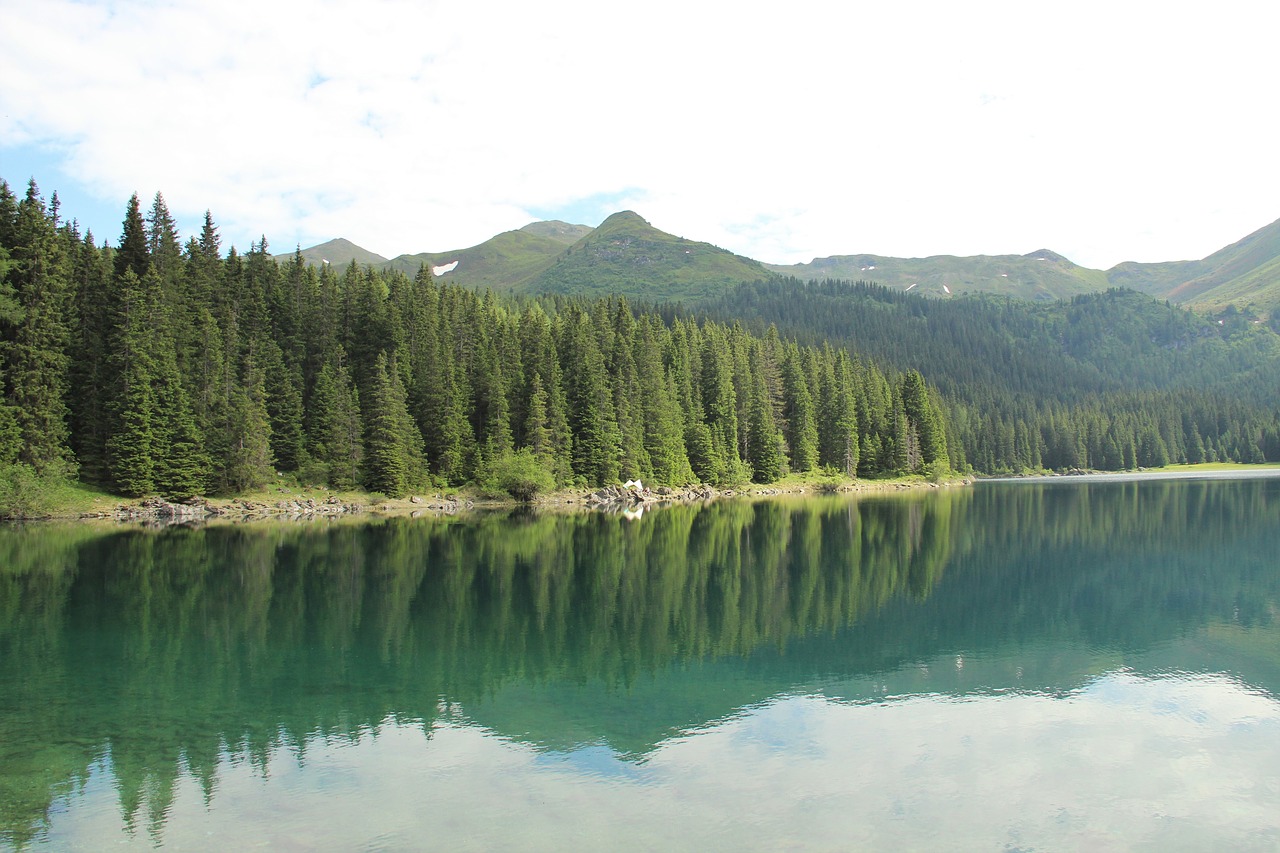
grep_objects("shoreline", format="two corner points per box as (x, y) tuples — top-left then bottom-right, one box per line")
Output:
(16, 461), (1280, 524)
(5, 474), (976, 525)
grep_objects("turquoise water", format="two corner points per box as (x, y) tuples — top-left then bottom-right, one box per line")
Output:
(3, 479), (1279, 850)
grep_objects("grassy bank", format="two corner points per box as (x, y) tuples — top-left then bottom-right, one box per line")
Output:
(1, 470), (974, 522)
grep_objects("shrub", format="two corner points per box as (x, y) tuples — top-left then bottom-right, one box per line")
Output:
(485, 449), (556, 502)
(0, 463), (59, 519)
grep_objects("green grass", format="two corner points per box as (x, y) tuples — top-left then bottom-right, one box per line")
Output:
(1156, 461), (1280, 473)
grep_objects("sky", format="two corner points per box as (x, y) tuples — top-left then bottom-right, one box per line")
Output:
(2, 0), (1278, 270)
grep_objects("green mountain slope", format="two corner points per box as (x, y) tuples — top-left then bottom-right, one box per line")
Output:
(284, 212), (1280, 312)
(381, 227), (571, 290)
(518, 211), (773, 301)
(1108, 216), (1280, 311)
(1165, 216), (1280, 309)
(766, 249), (1109, 301)
(519, 220), (594, 245)
(274, 237), (388, 268)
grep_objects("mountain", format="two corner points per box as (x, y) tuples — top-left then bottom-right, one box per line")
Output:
(765, 249), (1108, 301)
(275, 237), (388, 269)
(380, 226), (570, 290)
(286, 213), (1280, 313)
(516, 210), (772, 301)
(519, 220), (594, 245)
(1109, 216), (1280, 311)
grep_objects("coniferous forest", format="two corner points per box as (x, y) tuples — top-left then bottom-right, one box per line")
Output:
(0, 181), (951, 503)
(2, 178), (1278, 506)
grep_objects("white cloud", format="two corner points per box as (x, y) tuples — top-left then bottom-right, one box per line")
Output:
(2, 0), (1278, 268)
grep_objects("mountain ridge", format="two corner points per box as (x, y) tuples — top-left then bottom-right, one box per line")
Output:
(280, 213), (1280, 312)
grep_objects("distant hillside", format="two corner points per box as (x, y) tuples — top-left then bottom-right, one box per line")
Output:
(766, 249), (1108, 301)
(283, 212), (1280, 313)
(519, 220), (593, 245)
(766, 217), (1280, 312)
(1160, 216), (1280, 311)
(274, 238), (388, 269)
(381, 227), (571, 290)
(518, 211), (772, 301)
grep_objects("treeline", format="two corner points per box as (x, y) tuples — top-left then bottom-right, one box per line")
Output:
(0, 180), (951, 500)
(696, 278), (1280, 473)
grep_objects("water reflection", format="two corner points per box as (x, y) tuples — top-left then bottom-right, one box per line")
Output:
(2, 479), (1280, 849)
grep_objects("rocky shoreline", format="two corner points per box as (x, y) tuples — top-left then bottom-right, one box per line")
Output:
(65, 476), (973, 525)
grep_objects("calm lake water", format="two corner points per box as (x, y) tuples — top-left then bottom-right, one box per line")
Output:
(3, 478), (1280, 851)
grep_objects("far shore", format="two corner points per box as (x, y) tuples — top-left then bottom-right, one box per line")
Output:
(11, 462), (1280, 524)
(978, 462), (1280, 485)
(5, 473), (974, 524)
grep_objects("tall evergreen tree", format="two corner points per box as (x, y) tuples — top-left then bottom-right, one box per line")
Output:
(362, 352), (426, 497)
(308, 355), (363, 489)
(559, 309), (621, 485)
(745, 343), (785, 483)
(781, 345), (819, 473)
(2, 180), (75, 473)
(220, 357), (274, 494)
(114, 193), (150, 280)
(105, 269), (158, 495)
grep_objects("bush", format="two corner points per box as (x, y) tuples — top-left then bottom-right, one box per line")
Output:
(0, 463), (59, 519)
(485, 449), (556, 502)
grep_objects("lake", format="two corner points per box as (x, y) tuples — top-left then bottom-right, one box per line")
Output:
(3, 478), (1280, 851)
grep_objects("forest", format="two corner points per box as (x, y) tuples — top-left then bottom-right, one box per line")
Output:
(2, 178), (1278, 507)
(698, 278), (1280, 473)
(0, 180), (949, 503)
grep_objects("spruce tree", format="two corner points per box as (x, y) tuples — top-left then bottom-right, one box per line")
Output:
(114, 193), (150, 280)
(745, 343), (784, 483)
(362, 352), (426, 497)
(781, 346), (819, 473)
(559, 310), (621, 485)
(105, 271), (157, 495)
(2, 181), (74, 473)
(151, 349), (210, 500)
(221, 358), (274, 493)
(67, 231), (114, 482)
(309, 356), (363, 489)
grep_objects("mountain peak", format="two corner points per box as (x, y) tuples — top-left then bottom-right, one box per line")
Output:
(1023, 249), (1069, 263)
(274, 237), (388, 268)
(595, 210), (652, 232)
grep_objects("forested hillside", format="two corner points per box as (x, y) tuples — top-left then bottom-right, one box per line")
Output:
(0, 180), (953, 504)
(697, 279), (1280, 472)
(4, 179), (1279, 508)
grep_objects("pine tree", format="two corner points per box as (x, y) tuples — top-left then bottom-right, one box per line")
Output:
(259, 339), (306, 472)
(635, 317), (693, 485)
(67, 231), (114, 482)
(361, 352), (427, 497)
(309, 356), (363, 489)
(105, 271), (157, 495)
(781, 345), (819, 473)
(1, 181), (74, 473)
(899, 369), (948, 469)
(745, 343), (784, 483)
(221, 358), (274, 494)
(699, 326), (743, 485)
(818, 349), (860, 477)
(151, 349), (210, 500)
(559, 310), (621, 485)
(114, 193), (150, 280)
